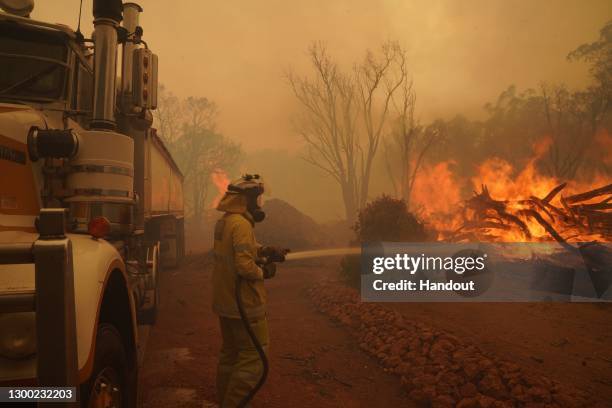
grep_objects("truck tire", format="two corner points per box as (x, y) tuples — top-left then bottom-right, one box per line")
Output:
(139, 244), (160, 325)
(81, 323), (131, 407)
(139, 284), (159, 325)
(160, 218), (183, 269)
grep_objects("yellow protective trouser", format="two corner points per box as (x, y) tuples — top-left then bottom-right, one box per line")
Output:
(217, 316), (269, 408)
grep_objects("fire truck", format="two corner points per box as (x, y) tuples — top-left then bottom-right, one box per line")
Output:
(0, 0), (184, 406)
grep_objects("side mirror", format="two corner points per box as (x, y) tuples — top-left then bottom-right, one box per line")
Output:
(132, 48), (158, 110)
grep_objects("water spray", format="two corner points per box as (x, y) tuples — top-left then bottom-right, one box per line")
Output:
(284, 247), (361, 261)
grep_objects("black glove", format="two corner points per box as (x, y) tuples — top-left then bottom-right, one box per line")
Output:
(262, 263), (276, 279)
(260, 246), (290, 263)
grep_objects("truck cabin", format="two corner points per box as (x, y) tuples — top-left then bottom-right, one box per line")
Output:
(0, 15), (93, 127)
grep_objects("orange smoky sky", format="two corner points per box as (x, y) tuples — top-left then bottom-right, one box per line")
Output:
(33, 0), (610, 152)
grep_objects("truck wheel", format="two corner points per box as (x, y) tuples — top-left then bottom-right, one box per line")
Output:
(139, 244), (160, 325)
(139, 286), (159, 325)
(81, 324), (130, 408)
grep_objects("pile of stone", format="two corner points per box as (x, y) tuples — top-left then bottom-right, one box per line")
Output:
(309, 282), (592, 407)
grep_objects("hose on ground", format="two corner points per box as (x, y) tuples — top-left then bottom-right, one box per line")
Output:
(235, 276), (269, 408)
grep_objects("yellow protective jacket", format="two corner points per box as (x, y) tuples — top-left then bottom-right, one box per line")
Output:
(212, 192), (266, 319)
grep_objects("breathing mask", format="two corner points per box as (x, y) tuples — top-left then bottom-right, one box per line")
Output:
(227, 174), (266, 223)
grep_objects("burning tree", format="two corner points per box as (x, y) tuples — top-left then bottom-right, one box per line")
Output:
(383, 107), (446, 205)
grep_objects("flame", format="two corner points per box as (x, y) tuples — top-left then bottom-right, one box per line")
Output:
(417, 136), (611, 243)
(410, 161), (463, 236)
(210, 169), (230, 209)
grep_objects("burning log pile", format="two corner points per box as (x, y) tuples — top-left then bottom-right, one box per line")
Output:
(448, 183), (612, 244)
(309, 282), (593, 407)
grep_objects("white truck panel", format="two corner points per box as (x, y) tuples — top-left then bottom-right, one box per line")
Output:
(0, 231), (127, 381)
(145, 132), (183, 217)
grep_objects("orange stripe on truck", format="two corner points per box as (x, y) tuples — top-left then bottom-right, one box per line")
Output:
(0, 106), (29, 115)
(0, 134), (40, 230)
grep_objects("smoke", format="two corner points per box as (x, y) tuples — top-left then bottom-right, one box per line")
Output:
(31, 0), (611, 222)
(33, 0), (609, 152)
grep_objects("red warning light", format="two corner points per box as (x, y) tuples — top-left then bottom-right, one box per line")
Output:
(88, 216), (111, 239)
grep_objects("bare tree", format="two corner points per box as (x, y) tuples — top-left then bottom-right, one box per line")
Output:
(153, 84), (183, 144)
(287, 41), (407, 222)
(155, 91), (242, 227)
(356, 42), (407, 208)
(540, 83), (604, 179)
(383, 80), (443, 204)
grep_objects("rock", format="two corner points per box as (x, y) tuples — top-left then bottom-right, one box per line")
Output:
(510, 384), (525, 399)
(501, 370), (522, 382)
(396, 363), (413, 376)
(457, 397), (479, 408)
(412, 373), (436, 388)
(491, 401), (514, 408)
(409, 338), (422, 351)
(408, 388), (430, 405)
(431, 338), (456, 355)
(422, 385), (437, 401)
(479, 372), (508, 399)
(389, 338), (410, 357)
(432, 394), (456, 408)
(386, 355), (401, 368)
(526, 386), (551, 403)
(421, 331), (434, 342)
(477, 358), (494, 371)
(453, 350), (468, 362)
(476, 394), (496, 408)
(439, 371), (463, 387)
(308, 282), (596, 408)
(500, 361), (521, 373)
(460, 382), (478, 398)
(463, 363), (481, 380)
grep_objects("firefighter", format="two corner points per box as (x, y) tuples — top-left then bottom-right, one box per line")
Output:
(212, 174), (285, 407)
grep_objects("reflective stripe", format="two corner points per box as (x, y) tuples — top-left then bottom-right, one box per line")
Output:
(213, 303), (266, 320)
(69, 164), (134, 177)
(70, 188), (134, 198)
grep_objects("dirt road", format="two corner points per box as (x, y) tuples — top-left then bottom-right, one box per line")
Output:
(138, 255), (412, 407)
(138, 253), (612, 407)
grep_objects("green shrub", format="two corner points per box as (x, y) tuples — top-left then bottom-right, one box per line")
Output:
(353, 195), (427, 242)
(341, 195), (427, 286)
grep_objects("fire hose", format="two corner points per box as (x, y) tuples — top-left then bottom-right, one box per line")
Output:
(234, 247), (360, 407)
(235, 248), (290, 408)
(235, 274), (269, 408)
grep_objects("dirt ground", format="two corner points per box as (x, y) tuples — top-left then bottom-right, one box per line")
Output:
(138, 254), (612, 407)
(138, 255), (412, 407)
(391, 301), (612, 403)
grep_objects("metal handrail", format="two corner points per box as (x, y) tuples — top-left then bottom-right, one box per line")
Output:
(0, 243), (34, 264)
(0, 209), (78, 407)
